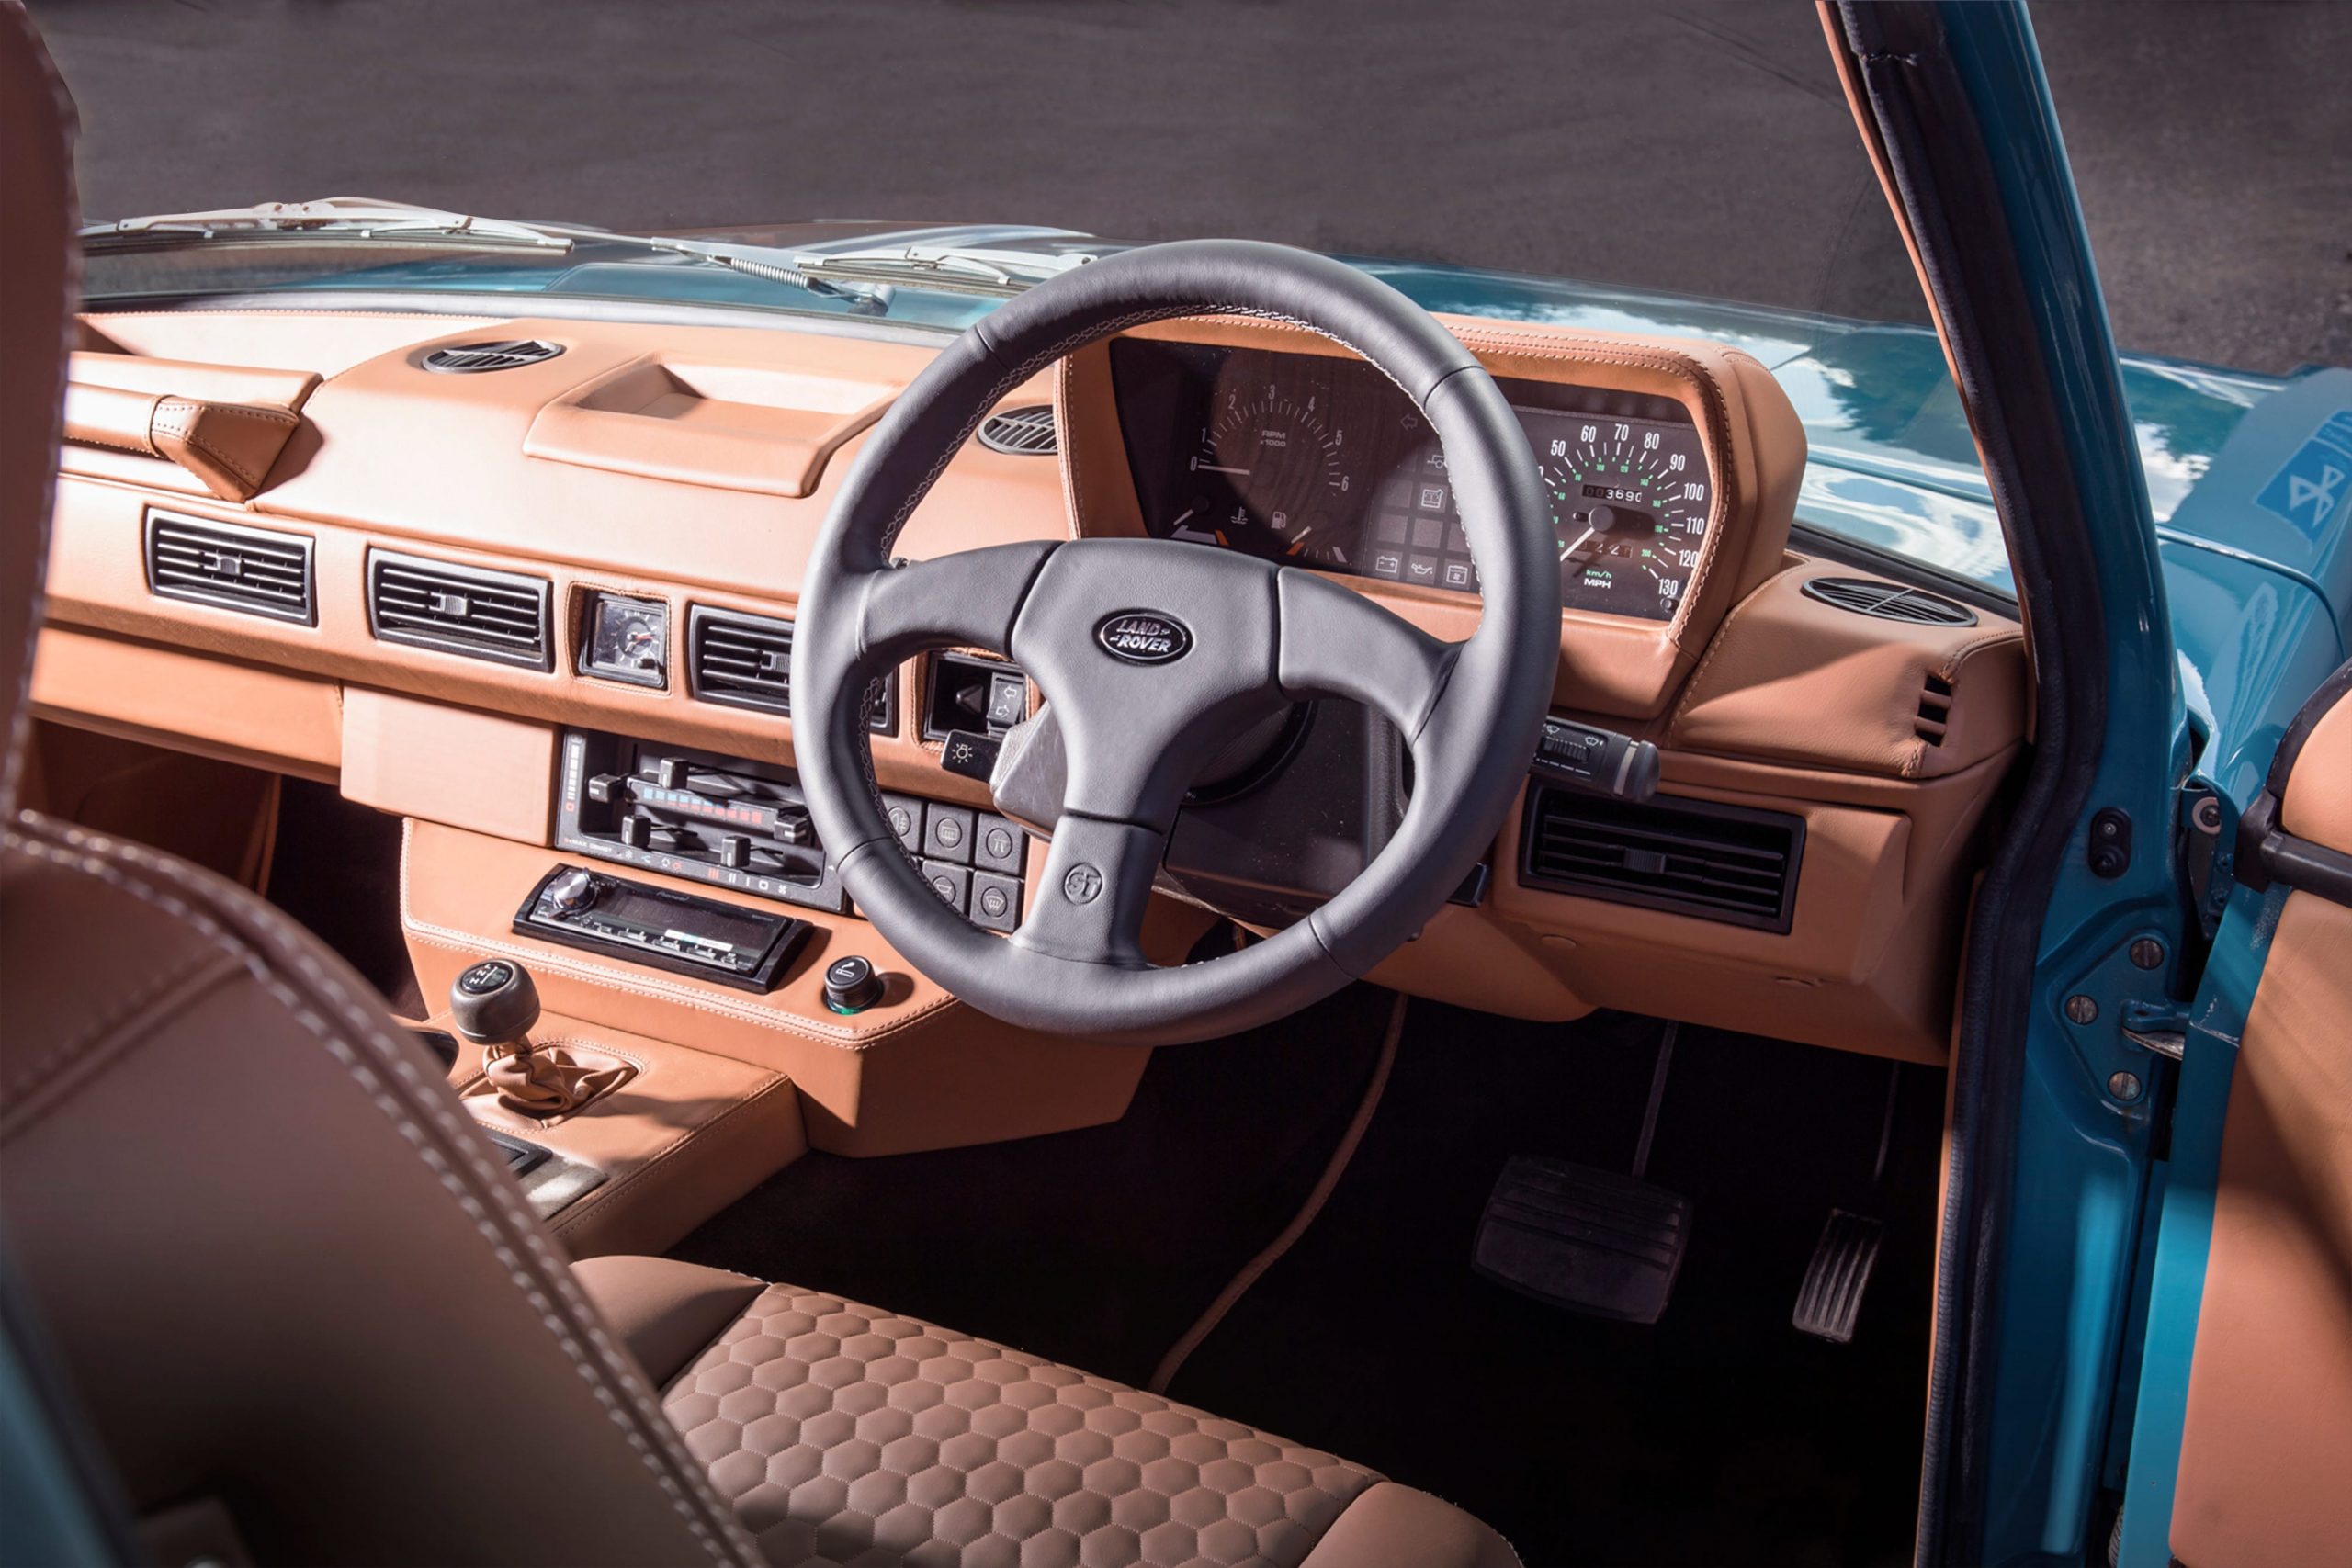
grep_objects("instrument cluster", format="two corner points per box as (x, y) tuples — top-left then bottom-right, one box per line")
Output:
(1111, 339), (1713, 622)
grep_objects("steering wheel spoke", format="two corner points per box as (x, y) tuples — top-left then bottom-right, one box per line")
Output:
(1010, 812), (1169, 968)
(858, 540), (1057, 661)
(1275, 568), (1461, 745)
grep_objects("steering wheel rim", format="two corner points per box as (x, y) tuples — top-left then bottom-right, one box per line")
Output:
(791, 240), (1560, 1044)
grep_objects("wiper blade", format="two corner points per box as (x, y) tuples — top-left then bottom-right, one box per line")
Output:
(81, 198), (896, 315)
(617, 235), (895, 315)
(792, 242), (1099, 291)
(82, 197), (572, 248)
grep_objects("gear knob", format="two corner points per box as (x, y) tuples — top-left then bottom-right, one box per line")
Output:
(448, 960), (540, 1050)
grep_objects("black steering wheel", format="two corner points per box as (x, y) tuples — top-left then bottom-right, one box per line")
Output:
(791, 241), (1559, 1043)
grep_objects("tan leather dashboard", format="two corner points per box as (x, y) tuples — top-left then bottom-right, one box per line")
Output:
(32, 304), (2027, 1065)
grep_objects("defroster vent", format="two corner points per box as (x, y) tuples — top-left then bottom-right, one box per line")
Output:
(976, 405), (1057, 456)
(420, 339), (564, 374)
(687, 605), (894, 731)
(1800, 575), (1977, 626)
(1520, 786), (1804, 932)
(367, 551), (551, 669)
(144, 510), (314, 625)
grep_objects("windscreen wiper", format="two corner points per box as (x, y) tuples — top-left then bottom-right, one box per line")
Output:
(82, 197), (574, 247)
(81, 197), (895, 314)
(790, 242), (1099, 294)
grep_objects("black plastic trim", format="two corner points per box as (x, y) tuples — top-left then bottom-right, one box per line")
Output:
(686, 603), (895, 732)
(1518, 785), (1805, 933)
(365, 548), (552, 671)
(142, 508), (316, 626)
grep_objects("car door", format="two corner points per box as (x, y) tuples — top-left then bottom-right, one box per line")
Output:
(2166, 662), (2352, 1566)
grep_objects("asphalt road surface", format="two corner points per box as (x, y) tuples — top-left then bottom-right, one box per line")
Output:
(32, 0), (2351, 374)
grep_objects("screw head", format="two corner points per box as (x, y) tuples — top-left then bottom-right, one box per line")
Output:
(2192, 795), (2224, 834)
(2109, 1071), (2144, 1102)
(2065, 994), (2100, 1025)
(2130, 938), (2166, 971)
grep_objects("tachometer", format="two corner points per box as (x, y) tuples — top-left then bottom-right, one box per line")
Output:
(1167, 386), (1351, 566)
(1532, 412), (1709, 621)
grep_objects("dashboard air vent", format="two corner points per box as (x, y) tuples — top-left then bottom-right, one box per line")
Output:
(1801, 575), (1977, 626)
(687, 605), (894, 731)
(977, 404), (1058, 456)
(367, 551), (551, 669)
(1915, 674), (1956, 747)
(420, 339), (564, 374)
(1520, 786), (1804, 932)
(144, 511), (314, 625)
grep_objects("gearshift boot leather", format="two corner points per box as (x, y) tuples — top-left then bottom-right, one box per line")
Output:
(476, 1041), (635, 1122)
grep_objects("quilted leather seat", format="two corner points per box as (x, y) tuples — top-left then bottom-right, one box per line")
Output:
(0, 17), (1515, 1565)
(578, 1258), (1515, 1568)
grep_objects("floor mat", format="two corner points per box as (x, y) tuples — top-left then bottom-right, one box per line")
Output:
(1162, 1001), (1941, 1567)
(670, 981), (1396, 1387)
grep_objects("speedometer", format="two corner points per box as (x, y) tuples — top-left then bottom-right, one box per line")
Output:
(1529, 412), (1709, 621)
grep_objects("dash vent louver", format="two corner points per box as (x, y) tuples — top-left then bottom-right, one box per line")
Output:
(1520, 786), (1804, 932)
(1916, 673), (1957, 747)
(687, 605), (894, 731)
(420, 339), (564, 374)
(976, 404), (1058, 456)
(367, 551), (550, 669)
(1801, 575), (1977, 626)
(143, 511), (314, 624)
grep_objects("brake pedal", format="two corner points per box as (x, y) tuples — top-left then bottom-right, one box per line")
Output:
(1792, 1208), (1885, 1343)
(1475, 1156), (1691, 1323)
(1792, 1061), (1903, 1343)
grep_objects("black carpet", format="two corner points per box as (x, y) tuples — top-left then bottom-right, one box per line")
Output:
(1164, 1002), (1940, 1567)
(265, 780), (419, 1012)
(671, 981), (1396, 1387)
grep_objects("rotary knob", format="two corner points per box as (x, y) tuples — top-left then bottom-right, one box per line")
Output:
(547, 867), (598, 912)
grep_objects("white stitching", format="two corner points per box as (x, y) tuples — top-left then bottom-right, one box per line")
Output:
(3, 818), (761, 1566)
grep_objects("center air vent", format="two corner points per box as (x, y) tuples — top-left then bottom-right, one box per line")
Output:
(1801, 575), (1977, 626)
(144, 511), (314, 625)
(367, 551), (550, 669)
(420, 339), (564, 374)
(687, 605), (894, 731)
(1520, 786), (1804, 932)
(976, 404), (1057, 456)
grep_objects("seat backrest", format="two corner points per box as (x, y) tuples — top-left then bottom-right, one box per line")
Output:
(0, 15), (757, 1565)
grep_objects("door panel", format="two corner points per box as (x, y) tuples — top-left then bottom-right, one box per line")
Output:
(2170, 678), (2352, 1567)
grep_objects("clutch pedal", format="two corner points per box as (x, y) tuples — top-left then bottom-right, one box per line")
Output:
(1474, 1022), (1690, 1324)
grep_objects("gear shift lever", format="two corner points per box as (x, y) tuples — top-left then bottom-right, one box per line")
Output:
(449, 960), (580, 1116)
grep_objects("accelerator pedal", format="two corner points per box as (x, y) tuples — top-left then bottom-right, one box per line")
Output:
(1792, 1208), (1885, 1343)
(1474, 1156), (1690, 1324)
(1792, 1060), (1904, 1343)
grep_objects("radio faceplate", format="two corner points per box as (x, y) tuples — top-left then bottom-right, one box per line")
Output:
(514, 864), (810, 992)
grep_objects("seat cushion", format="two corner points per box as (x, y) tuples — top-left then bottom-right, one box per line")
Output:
(611, 1264), (1516, 1568)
